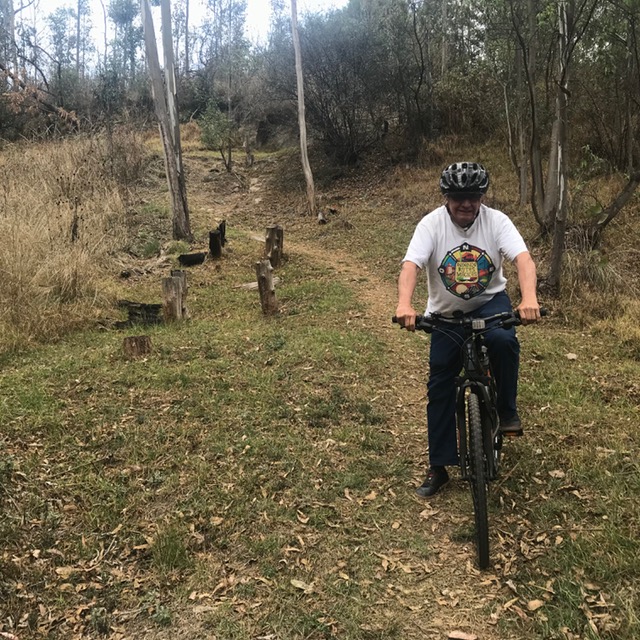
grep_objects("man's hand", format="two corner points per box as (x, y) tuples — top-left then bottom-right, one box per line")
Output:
(394, 304), (418, 331)
(516, 300), (541, 325)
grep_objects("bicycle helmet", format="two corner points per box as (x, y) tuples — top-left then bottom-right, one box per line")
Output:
(440, 162), (489, 195)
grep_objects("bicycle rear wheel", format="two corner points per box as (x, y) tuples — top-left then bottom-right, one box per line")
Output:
(468, 392), (490, 569)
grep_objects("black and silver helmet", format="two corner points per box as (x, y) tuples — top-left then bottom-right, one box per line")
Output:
(440, 162), (489, 195)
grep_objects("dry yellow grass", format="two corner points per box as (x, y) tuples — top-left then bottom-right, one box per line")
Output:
(0, 133), (145, 350)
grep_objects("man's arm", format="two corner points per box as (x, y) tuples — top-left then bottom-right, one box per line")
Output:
(513, 251), (540, 324)
(395, 261), (421, 331)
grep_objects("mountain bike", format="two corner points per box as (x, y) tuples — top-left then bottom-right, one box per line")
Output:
(394, 309), (545, 569)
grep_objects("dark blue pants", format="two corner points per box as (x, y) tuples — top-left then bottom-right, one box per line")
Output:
(426, 291), (520, 467)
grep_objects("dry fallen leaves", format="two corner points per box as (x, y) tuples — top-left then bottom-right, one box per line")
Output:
(290, 578), (314, 594)
(448, 631), (478, 640)
(527, 599), (545, 611)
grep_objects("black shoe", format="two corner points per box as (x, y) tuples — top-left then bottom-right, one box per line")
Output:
(415, 467), (449, 498)
(500, 413), (523, 437)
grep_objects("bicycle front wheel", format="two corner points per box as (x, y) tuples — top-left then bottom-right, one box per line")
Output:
(468, 392), (490, 569)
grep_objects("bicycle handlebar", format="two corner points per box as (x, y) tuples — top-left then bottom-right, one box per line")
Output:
(392, 308), (547, 333)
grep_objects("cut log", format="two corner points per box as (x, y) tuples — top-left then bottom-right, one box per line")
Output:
(118, 300), (163, 326)
(123, 335), (152, 358)
(178, 252), (207, 266)
(256, 259), (278, 315)
(265, 224), (284, 268)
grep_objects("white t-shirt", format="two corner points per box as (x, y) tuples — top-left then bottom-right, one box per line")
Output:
(403, 204), (528, 315)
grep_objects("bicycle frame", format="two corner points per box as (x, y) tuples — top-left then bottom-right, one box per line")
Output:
(454, 318), (501, 483)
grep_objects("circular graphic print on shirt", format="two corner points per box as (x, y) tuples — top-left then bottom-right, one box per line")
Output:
(438, 243), (496, 299)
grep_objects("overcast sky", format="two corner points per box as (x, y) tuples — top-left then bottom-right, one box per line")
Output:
(41, 0), (350, 46)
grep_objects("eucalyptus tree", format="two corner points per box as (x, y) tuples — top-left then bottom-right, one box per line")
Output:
(47, 7), (75, 68)
(573, 0), (640, 172)
(290, 0), (318, 219)
(0, 0), (18, 81)
(75, 0), (92, 77)
(171, 0), (191, 75)
(141, 0), (192, 240)
(109, 0), (143, 83)
(196, 0), (248, 90)
(543, 0), (599, 293)
(568, 0), (640, 248)
(290, 4), (391, 164)
(374, 0), (435, 144)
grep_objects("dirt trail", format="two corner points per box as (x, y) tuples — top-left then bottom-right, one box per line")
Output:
(183, 156), (521, 640)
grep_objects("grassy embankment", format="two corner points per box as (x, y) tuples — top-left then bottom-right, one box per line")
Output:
(0, 131), (638, 639)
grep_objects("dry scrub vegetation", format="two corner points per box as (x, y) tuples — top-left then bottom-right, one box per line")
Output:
(0, 130), (148, 351)
(0, 131), (639, 640)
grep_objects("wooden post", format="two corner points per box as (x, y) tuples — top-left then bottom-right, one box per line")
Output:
(265, 224), (284, 268)
(123, 335), (152, 358)
(209, 220), (227, 259)
(170, 269), (188, 317)
(163, 273), (185, 321)
(256, 259), (278, 315)
(209, 230), (222, 259)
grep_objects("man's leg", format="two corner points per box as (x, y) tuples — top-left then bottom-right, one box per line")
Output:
(474, 292), (520, 423)
(426, 330), (463, 467)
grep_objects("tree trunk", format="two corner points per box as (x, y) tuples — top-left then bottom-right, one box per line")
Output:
(525, 0), (545, 230)
(185, 0), (190, 75)
(590, 172), (640, 248)
(546, 0), (571, 295)
(290, 0), (320, 221)
(141, 0), (192, 241)
(76, 0), (81, 76)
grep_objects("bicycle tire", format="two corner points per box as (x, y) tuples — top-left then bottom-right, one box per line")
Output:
(468, 392), (490, 569)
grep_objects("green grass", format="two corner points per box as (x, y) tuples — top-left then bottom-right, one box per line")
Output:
(1, 141), (639, 639)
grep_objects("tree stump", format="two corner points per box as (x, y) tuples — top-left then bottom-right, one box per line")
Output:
(209, 221), (227, 259)
(209, 230), (222, 259)
(265, 224), (284, 268)
(123, 335), (152, 358)
(163, 273), (186, 321)
(256, 259), (278, 315)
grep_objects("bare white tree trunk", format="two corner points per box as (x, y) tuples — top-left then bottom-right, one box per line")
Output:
(290, 0), (322, 222)
(141, 0), (192, 241)
(161, 0), (186, 183)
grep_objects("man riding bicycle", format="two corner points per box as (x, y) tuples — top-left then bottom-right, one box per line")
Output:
(394, 162), (541, 497)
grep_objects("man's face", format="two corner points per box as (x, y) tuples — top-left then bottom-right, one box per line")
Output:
(446, 193), (483, 228)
